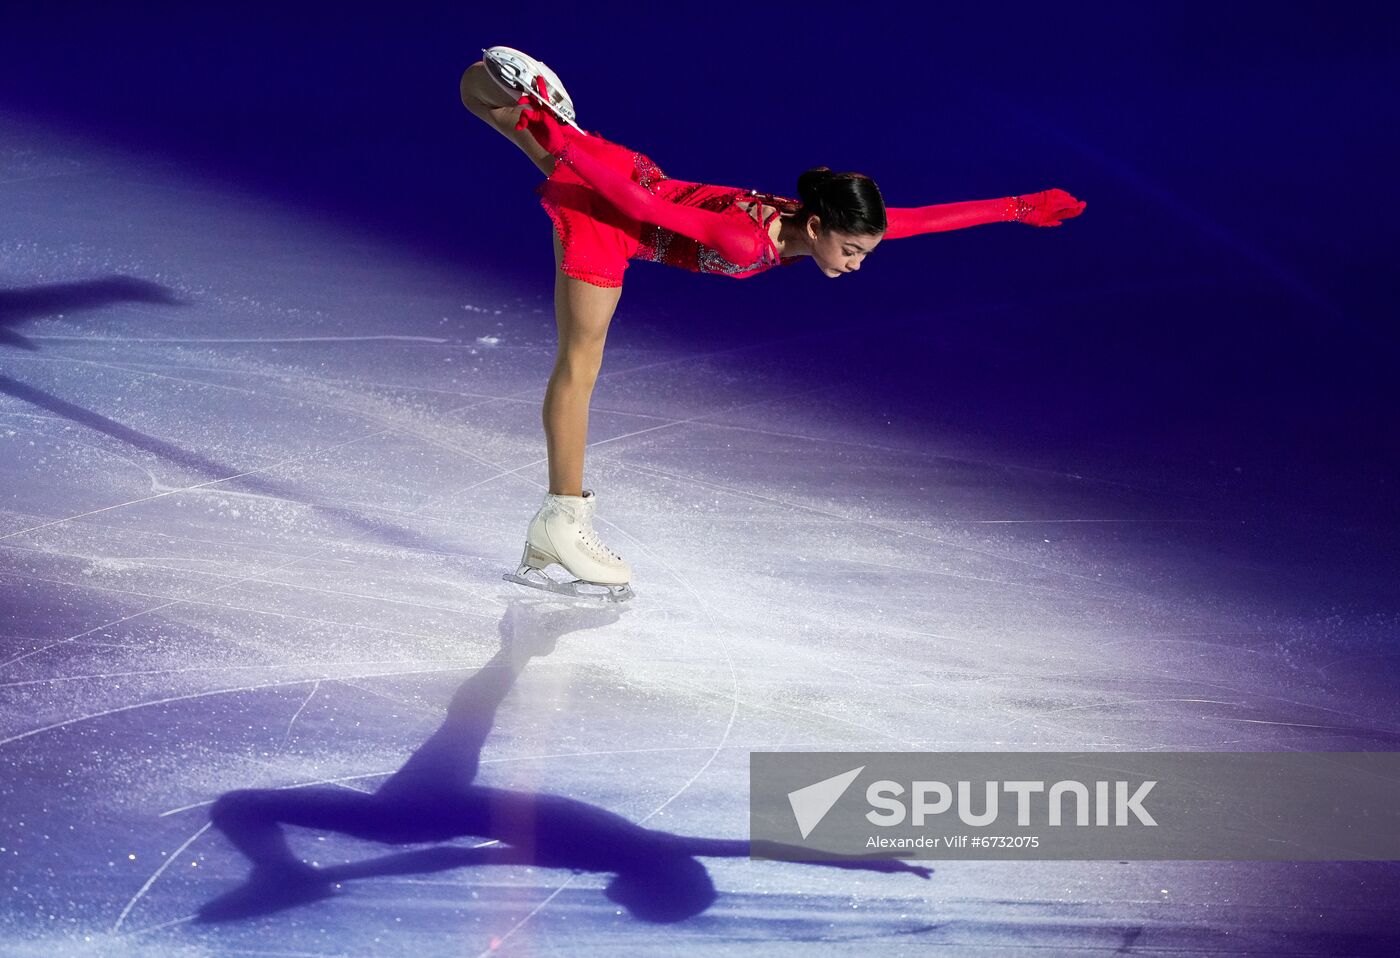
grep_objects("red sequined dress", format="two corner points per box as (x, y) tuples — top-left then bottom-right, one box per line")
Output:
(536, 129), (802, 288)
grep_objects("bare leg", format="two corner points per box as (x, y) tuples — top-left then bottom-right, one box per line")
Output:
(542, 230), (623, 496)
(460, 61), (557, 177)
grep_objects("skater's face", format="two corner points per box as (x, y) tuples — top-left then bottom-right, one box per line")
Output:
(807, 217), (882, 277)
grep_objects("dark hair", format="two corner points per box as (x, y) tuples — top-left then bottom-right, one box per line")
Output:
(788, 166), (886, 237)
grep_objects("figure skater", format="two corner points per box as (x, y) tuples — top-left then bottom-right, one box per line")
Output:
(199, 598), (930, 925)
(461, 47), (1086, 602)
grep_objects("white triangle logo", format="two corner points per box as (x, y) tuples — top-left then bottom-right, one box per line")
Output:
(787, 766), (865, 839)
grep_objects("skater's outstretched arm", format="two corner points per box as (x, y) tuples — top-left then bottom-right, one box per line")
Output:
(516, 87), (769, 268)
(884, 190), (1086, 238)
(661, 835), (932, 878)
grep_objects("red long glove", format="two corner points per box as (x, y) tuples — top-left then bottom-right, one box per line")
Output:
(885, 189), (1085, 238)
(513, 77), (573, 155)
(516, 79), (767, 267)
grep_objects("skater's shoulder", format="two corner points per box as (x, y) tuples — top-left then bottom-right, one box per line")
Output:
(731, 189), (797, 227)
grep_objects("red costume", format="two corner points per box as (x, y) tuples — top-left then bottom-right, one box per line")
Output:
(518, 84), (1085, 289)
(536, 132), (803, 287)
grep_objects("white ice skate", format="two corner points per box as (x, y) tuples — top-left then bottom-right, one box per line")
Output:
(503, 490), (634, 602)
(481, 45), (583, 132)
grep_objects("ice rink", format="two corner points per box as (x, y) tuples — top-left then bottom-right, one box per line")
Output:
(2, 110), (1398, 957)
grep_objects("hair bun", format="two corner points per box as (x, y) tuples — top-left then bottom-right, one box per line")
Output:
(797, 166), (834, 199)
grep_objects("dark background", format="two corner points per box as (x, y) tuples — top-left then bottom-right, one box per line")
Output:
(2, 1), (1396, 523)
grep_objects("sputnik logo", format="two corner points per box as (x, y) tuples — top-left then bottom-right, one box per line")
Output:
(787, 766), (865, 839)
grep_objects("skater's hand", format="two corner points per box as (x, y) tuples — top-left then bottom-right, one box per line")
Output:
(859, 858), (933, 878)
(514, 75), (570, 155)
(1013, 188), (1086, 227)
(888, 861), (933, 879)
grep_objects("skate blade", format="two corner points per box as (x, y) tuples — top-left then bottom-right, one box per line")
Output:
(480, 47), (583, 131)
(503, 568), (634, 603)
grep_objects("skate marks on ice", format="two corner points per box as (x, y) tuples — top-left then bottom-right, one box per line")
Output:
(0, 364), (469, 557)
(0, 338), (526, 678)
(3, 305), (620, 568)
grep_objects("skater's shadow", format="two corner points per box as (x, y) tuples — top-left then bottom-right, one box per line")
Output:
(0, 276), (183, 350)
(199, 598), (929, 925)
(0, 373), (454, 555)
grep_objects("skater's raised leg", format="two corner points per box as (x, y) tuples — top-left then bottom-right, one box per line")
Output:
(460, 60), (557, 177)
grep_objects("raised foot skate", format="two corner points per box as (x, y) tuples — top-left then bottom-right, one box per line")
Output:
(481, 45), (582, 131)
(503, 543), (635, 603)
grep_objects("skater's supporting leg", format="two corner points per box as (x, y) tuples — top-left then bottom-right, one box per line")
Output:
(543, 230), (622, 496)
(460, 62), (557, 177)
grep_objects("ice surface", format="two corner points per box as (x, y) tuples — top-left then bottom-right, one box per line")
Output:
(2, 113), (1398, 956)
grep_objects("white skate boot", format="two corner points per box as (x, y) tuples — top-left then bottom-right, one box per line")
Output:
(481, 45), (583, 132)
(503, 490), (634, 601)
